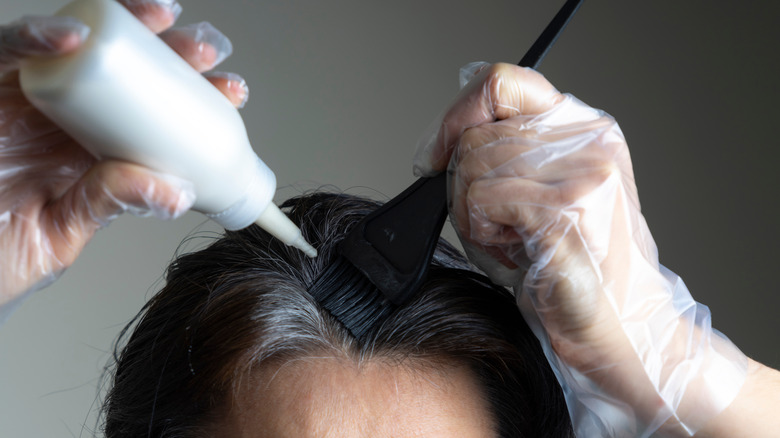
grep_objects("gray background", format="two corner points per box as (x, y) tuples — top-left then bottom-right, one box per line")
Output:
(1, 0), (778, 436)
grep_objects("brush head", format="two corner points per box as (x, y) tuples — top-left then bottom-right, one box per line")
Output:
(310, 175), (449, 339)
(309, 255), (396, 340)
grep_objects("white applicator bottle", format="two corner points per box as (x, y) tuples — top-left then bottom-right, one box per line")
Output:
(19, 0), (317, 257)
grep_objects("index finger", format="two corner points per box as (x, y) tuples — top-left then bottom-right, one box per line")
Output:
(0, 16), (89, 73)
(0, 0), (182, 73)
(420, 63), (563, 174)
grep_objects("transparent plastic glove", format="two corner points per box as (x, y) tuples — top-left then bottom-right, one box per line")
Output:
(0, 0), (249, 320)
(415, 62), (748, 437)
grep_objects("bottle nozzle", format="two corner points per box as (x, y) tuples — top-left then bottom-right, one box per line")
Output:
(254, 202), (318, 258)
(288, 235), (318, 258)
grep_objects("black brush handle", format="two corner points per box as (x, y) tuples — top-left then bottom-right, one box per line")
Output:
(519, 0), (584, 69)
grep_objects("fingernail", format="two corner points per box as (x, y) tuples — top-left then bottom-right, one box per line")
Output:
(235, 78), (249, 108)
(459, 61), (490, 88)
(168, 1), (183, 21)
(178, 21), (233, 67)
(206, 71), (249, 108)
(166, 178), (196, 220)
(412, 152), (437, 177)
(42, 16), (91, 43)
(122, 0), (183, 21)
(15, 15), (90, 53)
(171, 184), (196, 219)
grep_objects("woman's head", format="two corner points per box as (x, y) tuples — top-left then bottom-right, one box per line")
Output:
(103, 193), (572, 437)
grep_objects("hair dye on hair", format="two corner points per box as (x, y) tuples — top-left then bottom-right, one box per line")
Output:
(102, 192), (573, 437)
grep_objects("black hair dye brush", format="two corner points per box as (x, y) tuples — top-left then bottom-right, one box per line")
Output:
(310, 0), (585, 340)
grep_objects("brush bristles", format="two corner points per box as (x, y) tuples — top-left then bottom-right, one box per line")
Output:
(308, 256), (395, 340)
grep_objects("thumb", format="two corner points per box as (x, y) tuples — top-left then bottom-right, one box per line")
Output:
(413, 63), (562, 176)
(42, 160), (195, 267)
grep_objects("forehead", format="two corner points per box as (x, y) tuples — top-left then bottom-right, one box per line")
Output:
(214, 357), (496, 438)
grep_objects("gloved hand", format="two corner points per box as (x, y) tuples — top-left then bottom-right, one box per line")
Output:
(0, 0), (249, 318)
(415, 62), (748, 437)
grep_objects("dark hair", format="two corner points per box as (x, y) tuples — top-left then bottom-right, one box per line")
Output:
(102, 192), (573, 437)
